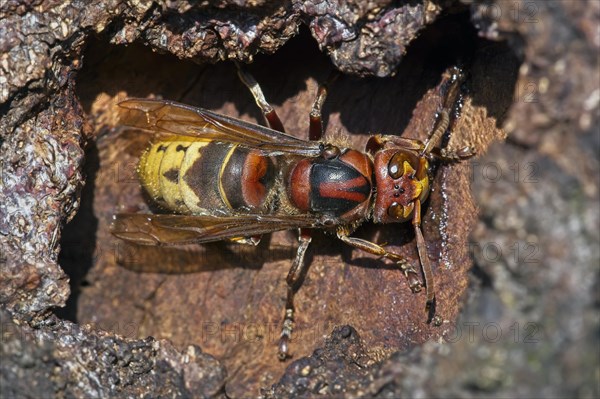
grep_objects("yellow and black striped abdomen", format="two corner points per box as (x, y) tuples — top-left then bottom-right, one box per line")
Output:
(138, 140), (277, 215)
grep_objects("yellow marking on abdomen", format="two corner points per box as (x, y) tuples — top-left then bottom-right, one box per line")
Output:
(138, 143), (165, 204)
(158, 142), (188, 213)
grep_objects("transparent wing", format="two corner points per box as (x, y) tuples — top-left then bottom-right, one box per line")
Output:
(118, 98), (323, 156)
(111, 213), (318, 246)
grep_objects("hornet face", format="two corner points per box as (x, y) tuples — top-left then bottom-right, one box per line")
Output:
(372, 148), (431, 224)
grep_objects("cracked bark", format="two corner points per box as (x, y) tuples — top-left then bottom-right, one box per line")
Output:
(1, 0), (598, 398)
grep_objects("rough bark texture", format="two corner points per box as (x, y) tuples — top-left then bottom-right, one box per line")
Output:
(1, 0), (598, 398)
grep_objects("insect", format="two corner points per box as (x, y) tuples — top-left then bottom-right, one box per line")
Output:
(111, 65), (474, 360)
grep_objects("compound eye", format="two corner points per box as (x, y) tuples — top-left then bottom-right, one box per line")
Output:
(387, 202), (403, 219)
(388, 153), (408, 179)
(388, 152), (417, 179)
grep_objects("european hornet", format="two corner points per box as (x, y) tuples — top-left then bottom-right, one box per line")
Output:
(111, 65), (474, 359)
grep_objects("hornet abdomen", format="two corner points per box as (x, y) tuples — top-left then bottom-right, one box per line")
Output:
(138, 140), (277, 215)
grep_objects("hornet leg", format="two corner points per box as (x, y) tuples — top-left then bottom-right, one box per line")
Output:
(235, 61), (286, 133)
(279, 72), (339, 359)
(336, 229), (423, 293)
(309, 71), (339, 141)
(278, 229), (312, 360)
